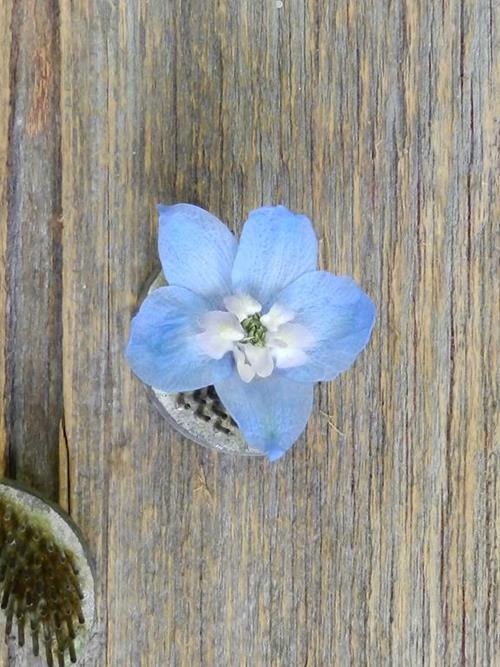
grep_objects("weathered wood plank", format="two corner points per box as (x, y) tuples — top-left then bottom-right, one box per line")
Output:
(0, 1), (13, 473)
(1, 1), (63, 664)
(2, 0), (62, 502)
(0, 1), (13, 661)
(0, 0), (497, 665)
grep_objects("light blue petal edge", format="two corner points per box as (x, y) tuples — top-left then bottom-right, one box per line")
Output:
(126, 285), (233, 393)
(215, 371), (314, 461)
(158, 203), (238, 306)
(274, 271), (376, 383)
(231, 205), (318, 308)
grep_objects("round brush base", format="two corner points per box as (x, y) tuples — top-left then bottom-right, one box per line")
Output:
(0, 479), (95, 665)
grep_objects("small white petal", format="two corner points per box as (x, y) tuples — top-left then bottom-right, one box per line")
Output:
(199, 311), (244, 341)
(261, 303), (295, 332)
(244, 345), (274, 378)
(238, 364), (255, 383)
(273, 346), (309, 369)
(233, 344), (255, 382)
(269, 322), (315, 350)
(196, 331), (234, 359)
(267, 322), (314, 369)
(224, 294), (262, 321)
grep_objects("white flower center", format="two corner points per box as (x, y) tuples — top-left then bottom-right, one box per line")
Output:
(197, 294), (314, 383)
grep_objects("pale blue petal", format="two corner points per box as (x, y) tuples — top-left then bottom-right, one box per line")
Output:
(126, 286), (232, 392)
(215, 372), (314, 460)
(231, 206), (318, 307)
(275, 271), (376, 383)
(158, 204), (237, 306)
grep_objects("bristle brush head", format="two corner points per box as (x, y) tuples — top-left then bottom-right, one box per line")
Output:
(0, 481), (95, 666)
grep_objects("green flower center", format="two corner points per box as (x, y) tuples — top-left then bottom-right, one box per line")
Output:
(241, 313), (268, 346)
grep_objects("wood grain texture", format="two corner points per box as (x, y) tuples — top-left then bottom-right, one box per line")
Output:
(0, 0), (12, 475)
(2, 0), (62, 502)
(1, 1), (498, 665)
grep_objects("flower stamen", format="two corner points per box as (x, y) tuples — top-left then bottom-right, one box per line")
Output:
(241, 313), (267, 347)
(197, 295), (314, 382)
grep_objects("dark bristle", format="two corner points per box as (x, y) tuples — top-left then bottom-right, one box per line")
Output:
(192, 389), (203, 402)
(68, 639), (77, 663)
(2, 579), (12, 609)
(0, 494), (86, 666)
(5, 599), (14, 635)
(66, 615), (75, 640)
(206, 385), (218, 400)
(17, 616), (25, 647)
(214, 420), (232, 435)
(177, 386), (238, 436)
(194, 407), (211, 422)
(73, 578), (84, 600)
(32, 626), (40, 656)
(45, 642), (54, 667)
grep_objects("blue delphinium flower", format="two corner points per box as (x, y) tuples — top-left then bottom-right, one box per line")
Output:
(126, 204), (375, 461)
